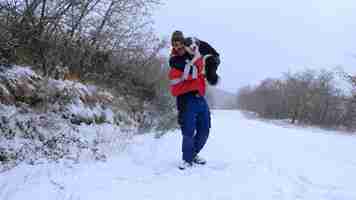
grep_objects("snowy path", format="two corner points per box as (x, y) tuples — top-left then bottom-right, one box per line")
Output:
(1, 110), (356, 200)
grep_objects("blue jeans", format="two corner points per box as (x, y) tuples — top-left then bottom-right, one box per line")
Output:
(177, 92), (211, 163)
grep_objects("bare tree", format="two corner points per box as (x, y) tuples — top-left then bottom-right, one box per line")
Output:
(237, 68), (355, 131)
(1, 0), (174, 132)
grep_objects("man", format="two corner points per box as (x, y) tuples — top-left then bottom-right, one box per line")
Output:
(169, 31), (219, 170)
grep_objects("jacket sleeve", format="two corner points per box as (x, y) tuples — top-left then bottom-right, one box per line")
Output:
(169, 56), (185, 71)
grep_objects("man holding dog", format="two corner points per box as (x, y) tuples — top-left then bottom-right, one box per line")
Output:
(168, 30), (220, 169)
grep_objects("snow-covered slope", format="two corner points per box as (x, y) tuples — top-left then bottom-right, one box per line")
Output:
(0, 65), (137, 171)
(1, 110), (356, 200)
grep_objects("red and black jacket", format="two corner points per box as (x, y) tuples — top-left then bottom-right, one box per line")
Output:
(168, 51), (206, 97)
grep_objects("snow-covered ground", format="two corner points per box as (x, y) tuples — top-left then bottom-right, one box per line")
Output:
(1, 110), (356, 200)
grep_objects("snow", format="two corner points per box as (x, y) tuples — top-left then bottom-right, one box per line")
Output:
(0, 103), (135, 171)
(1, 110), (356, 200)
(1, 65), (41, 80)
(0, 104), (17, 117)
(1, 65), (140, 171)
(46, 79), (96, 101)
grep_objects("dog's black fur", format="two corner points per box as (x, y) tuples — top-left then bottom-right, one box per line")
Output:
(205, 56), (220, 86)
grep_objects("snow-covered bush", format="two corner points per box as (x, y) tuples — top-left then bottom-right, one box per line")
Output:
(0, 65), (137, 172)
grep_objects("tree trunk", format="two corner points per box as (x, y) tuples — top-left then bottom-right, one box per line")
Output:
(91, 1), (116, 47)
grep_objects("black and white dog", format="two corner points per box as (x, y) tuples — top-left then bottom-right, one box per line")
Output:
(184, 37), (220, 86)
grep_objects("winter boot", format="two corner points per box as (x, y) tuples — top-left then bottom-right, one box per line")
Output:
(193, 155), (207, 165)
(178, 160), (193, 170)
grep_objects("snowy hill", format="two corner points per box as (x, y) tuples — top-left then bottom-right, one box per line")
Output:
(1, 110), (355, 200)
(0, 65), (137, 171)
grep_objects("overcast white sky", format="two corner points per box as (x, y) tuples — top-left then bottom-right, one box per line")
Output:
(153, 0), (356, 93)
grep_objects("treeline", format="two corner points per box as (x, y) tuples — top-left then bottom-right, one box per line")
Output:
(237, 69), (356, 131)
(0, 0), (175, 132)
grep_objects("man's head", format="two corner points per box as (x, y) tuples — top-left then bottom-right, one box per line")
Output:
(171, 30), (186, 56)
